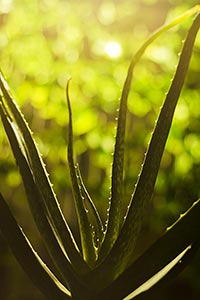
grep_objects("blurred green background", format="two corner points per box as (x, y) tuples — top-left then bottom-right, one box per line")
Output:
(0, 0), (200, 299)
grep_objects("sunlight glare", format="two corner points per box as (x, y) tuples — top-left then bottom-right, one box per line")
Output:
(0, 0), (13, 13)
(104, 41), (122, 59)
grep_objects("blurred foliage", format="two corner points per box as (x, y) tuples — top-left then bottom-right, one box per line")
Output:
(0, 0), (200, 299)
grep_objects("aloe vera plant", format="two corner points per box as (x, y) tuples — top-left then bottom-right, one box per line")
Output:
(0, 6), (200, 300)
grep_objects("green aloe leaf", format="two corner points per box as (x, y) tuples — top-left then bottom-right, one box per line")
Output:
(85, 10), (200, 290)
(0, 71), (89, 275)
(0, 99), (89, 296)
(98, 59), (128, 262)
(108, 10), (200, 276)
(97, 4), (200, 264)
(0, 192), (71, 300)
(75, 164), (104, 248)
(128, 242), (200, 300)
(96, 199), (200, 300)
(66, 80), (96, 267)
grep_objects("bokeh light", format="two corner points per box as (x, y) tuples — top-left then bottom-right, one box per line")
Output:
(104, 40), (122, 58)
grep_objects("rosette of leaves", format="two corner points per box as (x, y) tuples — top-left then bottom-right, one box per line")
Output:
(0, 6), (200, 300)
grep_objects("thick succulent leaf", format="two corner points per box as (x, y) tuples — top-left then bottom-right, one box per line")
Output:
(75, 164), (104, 247)
(0, 192), (71, 300)
(66, 80), (96, 267)
(109, 10), (200, 275)
(85, 10), (200, 289)
(97, 4), (200, 264)
(0, 100), (89, 295)
(126, 243), (200, 300)
(0, 71), (89, 275)
(96, 199), (200, 300)
(97, 61), (128, 262)
(131, 5), (200, 65)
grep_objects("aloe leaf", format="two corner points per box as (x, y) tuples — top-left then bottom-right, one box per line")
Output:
(108, 10), (200, 275)
(97, 4), (200, 263)
(0, 100), (90, 296)
(127, 242), (200, 300)
(98, 62), (128, 262)
(0, 192), (71, 300)
(85, 11), (200, 289)
(66, 79), (96, 267)
(75, 164), (104, 247)
(96, 199), (200, 300)
(0, 71), (89, 275)
(131, 5), (200, 66)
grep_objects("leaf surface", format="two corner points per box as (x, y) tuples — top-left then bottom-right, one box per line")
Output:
(86, 9), (200, 289)
(97, 4), (200, 264)
(97, 199), (200, 300)
(66, 80), (96, 267)
(0, 192), (71, 300)
(0, 71), (89, 275)
(0, 99), (89, 295)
